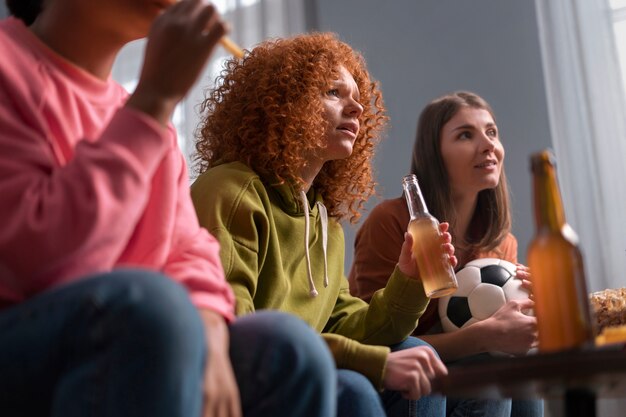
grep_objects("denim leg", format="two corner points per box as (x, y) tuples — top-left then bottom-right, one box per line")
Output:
(510, 399), (544, 417)
(336, 369), (387, 417)
(446, 397), (512, 417)
(446, 354), (513, 417)
(229, 311), (336, 417)
(382, 336), (446, 417)
(0, 269), (206, 417)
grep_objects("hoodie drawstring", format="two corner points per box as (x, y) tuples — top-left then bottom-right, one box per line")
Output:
(316, 201), (329, 289)
(299, 191), (329, 297)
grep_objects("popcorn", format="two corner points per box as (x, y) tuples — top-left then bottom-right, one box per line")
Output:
(589, 287), (626, 333)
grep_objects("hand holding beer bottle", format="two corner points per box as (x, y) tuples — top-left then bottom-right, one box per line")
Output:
(402, 174), (458, 298)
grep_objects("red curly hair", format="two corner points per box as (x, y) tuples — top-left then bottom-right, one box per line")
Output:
(194, 32), (387, 223)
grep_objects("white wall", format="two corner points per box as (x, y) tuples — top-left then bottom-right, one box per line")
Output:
(310, 0), (552, 273)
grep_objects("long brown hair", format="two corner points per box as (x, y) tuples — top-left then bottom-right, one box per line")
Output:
(195, 32), (387, 223)
(410, 91), (511, 254)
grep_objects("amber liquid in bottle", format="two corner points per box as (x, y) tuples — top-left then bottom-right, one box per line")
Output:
(402, 175), (458, 298)
(527, 150), (594, 352)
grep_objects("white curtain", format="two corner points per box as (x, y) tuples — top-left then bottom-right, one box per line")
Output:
(535, 0), (626, 292)
(112, 0), (306, 177)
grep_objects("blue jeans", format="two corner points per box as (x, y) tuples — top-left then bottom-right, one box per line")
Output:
(337, 336), (446, 417)
(446, 354), (544, 417)
(0, 269), (335, 417)
(447, 398), (544, 417)
(230, 310), (336, 417)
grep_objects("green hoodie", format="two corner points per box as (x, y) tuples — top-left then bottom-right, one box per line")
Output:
(192, 161), (430, 388)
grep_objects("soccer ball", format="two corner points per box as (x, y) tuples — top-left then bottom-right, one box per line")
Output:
(438, 258), (531, 333)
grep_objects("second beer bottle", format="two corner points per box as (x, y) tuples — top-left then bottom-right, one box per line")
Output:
(527, 149), (595, 352)
(402, 174), (458, 298)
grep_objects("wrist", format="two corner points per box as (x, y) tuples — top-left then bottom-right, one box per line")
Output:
(466, 319), (491, 353)
(126, 86), (178, 127)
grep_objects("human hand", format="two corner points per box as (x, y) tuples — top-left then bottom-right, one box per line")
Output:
(515, 263), (533, 294)
(397, 222), (457, 279)
(438, 222), (457, 269)
(383, 346), (448, 399)
(199, 309), (242, 417)
(127, 0), (226, 125)
(479, 298), (537, 355)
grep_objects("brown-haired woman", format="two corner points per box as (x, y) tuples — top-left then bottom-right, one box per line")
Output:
(349, 91), (543, 417)
(192, 32), (456, 417)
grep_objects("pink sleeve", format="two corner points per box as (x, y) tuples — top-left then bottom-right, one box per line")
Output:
(0, 100), (170, 289)
(162, 155), (235, 322)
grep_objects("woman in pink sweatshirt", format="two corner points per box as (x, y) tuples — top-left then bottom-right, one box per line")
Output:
(0, 1), (335, 416)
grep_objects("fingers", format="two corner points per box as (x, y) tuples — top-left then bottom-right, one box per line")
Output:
(431, 354), (448, 377)
(399, 232), (414, 263)
(449, 254), (458, 269)
(384, 347), (448, 401)
(440, 230), (452, 244)
(401, 366), (432, 400)
(515, 268), (531, 280)
(515, 298), (535, 310)
(416, 372), (432, 399)
(193, 2), (227, 45)
(397, 232), (420, 278)
(439, 229), (457, 268)
(440, 241), (457, 268)
(404, 231), (414, 246)
(174, 0), (226, 43)
(520, 279), (533, 291)
(412, 348), (446, 399)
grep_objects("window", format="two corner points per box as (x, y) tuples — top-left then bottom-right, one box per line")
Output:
(611, 0), (626, 96)
(535, 0), (626, 292)
(112, 0), (305, 177)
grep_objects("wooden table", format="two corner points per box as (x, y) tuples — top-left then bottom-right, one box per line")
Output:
(433, 343), (626, 417)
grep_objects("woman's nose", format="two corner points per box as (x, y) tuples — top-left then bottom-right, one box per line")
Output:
(480, 133), (496, 152)
(345, 98), (363, 117)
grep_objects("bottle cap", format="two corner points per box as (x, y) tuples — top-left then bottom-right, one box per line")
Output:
(530, 148), (556, 173)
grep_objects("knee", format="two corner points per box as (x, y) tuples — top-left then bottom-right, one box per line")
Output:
(337, 369), (383, 413)
(390, 336), (440, 358)
(90, 269), (204, 352)
(337, 369), (377, 398)
(230, 311), (335, 382)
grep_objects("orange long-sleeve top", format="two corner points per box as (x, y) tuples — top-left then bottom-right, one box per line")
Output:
(349, 196), (517, 334)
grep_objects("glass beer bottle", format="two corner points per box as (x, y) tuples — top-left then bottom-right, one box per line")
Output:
(527, 150), (594, 352)
(402, 174), (458, 298)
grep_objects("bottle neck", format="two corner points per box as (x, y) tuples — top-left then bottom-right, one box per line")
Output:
(532, 159), (567, 231)
(402, 175), (429, 219)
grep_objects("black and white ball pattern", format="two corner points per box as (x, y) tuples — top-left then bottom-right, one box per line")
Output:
(438, 258), (531, 332)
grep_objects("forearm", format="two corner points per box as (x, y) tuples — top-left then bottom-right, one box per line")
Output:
(0, 107), (170, 282)
(322, 333), (389, 390)
(355, 267), (428, 345)
(419, 321), (490, 362)
(198, 308), (231, 358)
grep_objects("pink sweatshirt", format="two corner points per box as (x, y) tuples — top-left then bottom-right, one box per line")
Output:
(0, 17), (234, 320)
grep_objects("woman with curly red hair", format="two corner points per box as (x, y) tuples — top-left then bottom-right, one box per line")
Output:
(192, 32), (456, 417)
